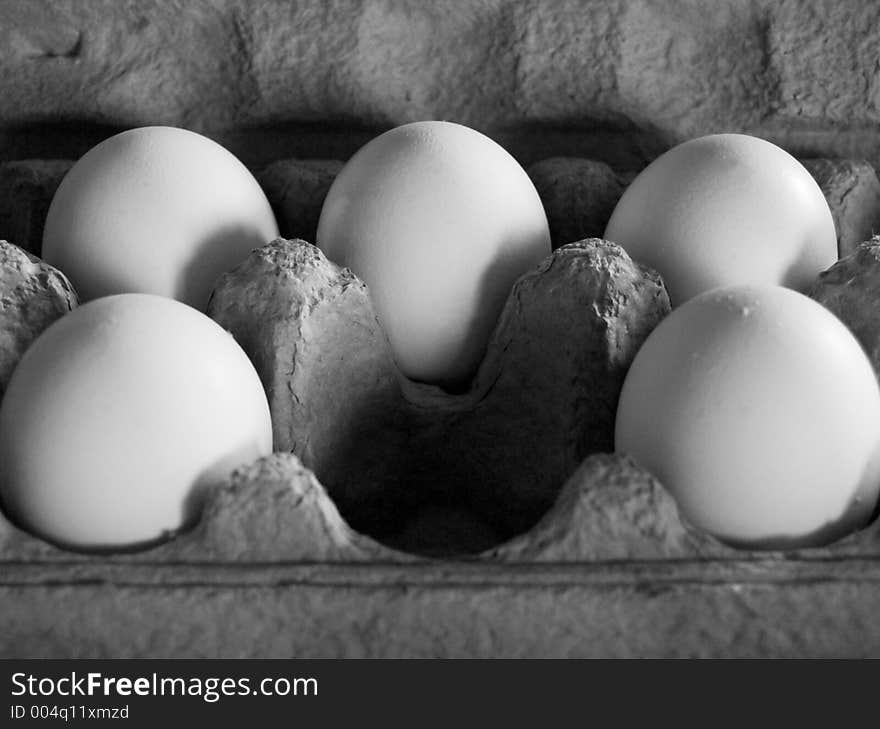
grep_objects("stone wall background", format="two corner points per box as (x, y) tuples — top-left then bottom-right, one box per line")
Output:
(0, 0), (878, 169)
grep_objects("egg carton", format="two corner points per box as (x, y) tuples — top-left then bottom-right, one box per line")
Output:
(2, 156), (880, 658)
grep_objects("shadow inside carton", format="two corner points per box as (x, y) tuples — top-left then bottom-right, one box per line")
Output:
(205, 238), (671, 557)
(300, 379), (529, 555)
(219, 120), (387, 170)
(0, 119), (127, 163)
(496, 121), (674, 170)
(436, 221), (553, 394)
(177, 223), (272, 311)
(317, 414), (548, 557)
(382, 502), (504, 558)
(0, 117), (384, 172)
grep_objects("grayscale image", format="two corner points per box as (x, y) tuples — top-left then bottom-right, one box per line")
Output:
(1, 0), (878, 659)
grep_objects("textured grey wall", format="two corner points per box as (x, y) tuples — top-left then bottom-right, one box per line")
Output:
(1, 0), (880, 167)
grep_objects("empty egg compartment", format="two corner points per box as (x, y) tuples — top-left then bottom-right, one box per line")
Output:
(4, 152), (880, 658)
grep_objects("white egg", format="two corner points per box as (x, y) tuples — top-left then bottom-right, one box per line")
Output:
(604, 134), (837, 306)
(615, 284), (880, 549)
(42, 126), (278, 310)
(316, 121), (551, 388)
(0, 294), (273, 551)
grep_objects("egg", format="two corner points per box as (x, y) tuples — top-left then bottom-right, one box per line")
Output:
(615, 284), (880, 549)
(316, 121), (551, 388)
(42, 126), (278, 310)
(604, 134), (837, 306)
(0, 294), (272, 551)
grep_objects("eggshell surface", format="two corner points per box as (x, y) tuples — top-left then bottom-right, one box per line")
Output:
(0, 294), (273, 551)
(42, 126), (278, 310)
(316, 121), (551, 387)
(615, 284), (880, 549)
(604, 134), (837, 306)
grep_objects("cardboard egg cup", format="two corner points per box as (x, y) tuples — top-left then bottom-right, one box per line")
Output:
(2, 156), (880, 658)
